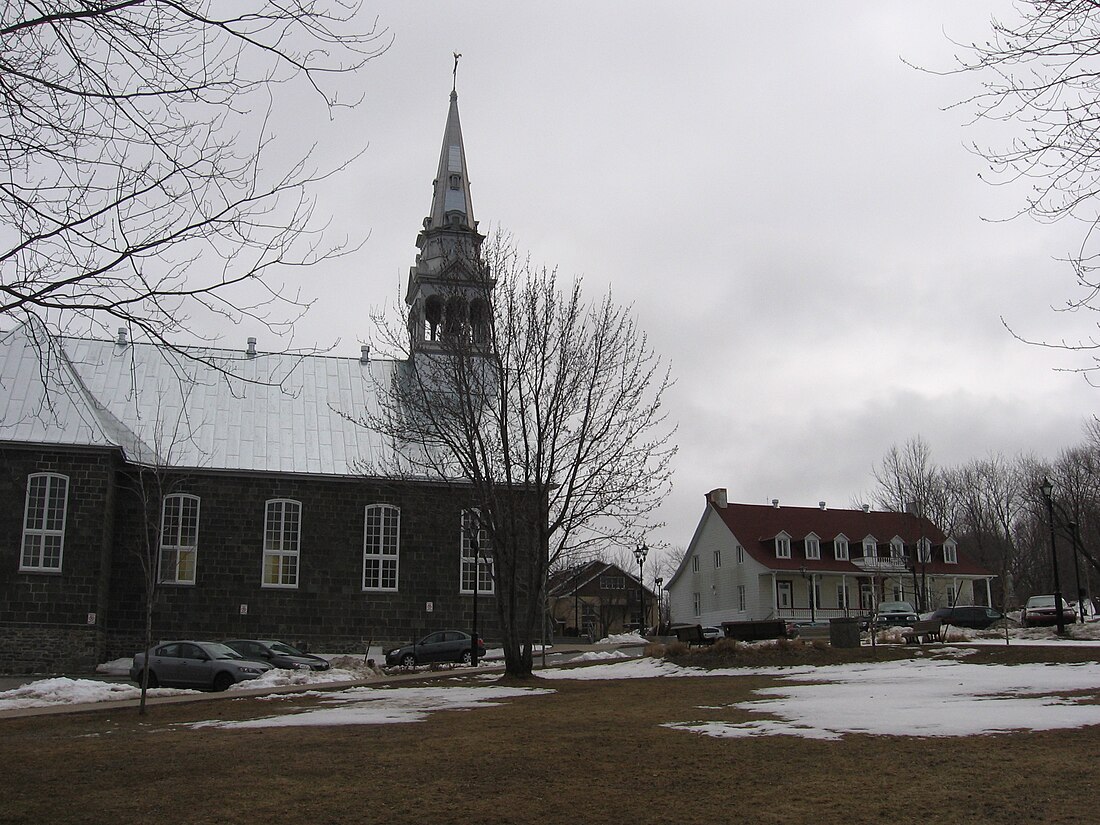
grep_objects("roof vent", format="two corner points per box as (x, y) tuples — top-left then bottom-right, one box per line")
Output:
(246, 337), (257, 358)
(771, 499), (780, 509)
(707, 488), (727, 509)
(819, 501), (827, 510)
(360, 344), (371, 364)
(115, 327), (128, 347)
(862, 503), (870, 513)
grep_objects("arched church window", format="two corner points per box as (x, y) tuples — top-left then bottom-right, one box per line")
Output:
(444, 296), (467, 338)
(424, 295), (444, 341)
(469, 298), (490, 343)
(449, 174), (461, 190)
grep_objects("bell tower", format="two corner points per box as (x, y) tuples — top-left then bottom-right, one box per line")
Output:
(405, 88), (494, 358)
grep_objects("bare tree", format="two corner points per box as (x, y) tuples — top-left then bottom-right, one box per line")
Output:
(950, 3), (1100, 371)
(1, 2), (388, 360)
(366, 239), (676, 676)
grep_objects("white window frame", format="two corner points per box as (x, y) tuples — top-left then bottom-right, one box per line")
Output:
(20, 473), (68, 572)
(834, 536), (849, 561)
(460, 509), (494, 594)
(692, 555), (699, 573)
(738, 584), (746, 611)
(805, 534), (821, 560)
(693, 592), (701, 617)
(837, 583), (850, 610)
(862, 536), (877, 557)
(713, 550), (722, 569)
(890, 537), (905, 558)
(946, 585), (957, 606)
(159, 493), (199, 585)
(262, 499), (301, 588)
(363, 503), (400, 591)
(944, 540), (958, 564)
(916, 537), (932, 563)
(775, 534), (791, 559)
(736, 544), (744, 564)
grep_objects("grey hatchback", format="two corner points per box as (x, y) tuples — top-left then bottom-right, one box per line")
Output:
(129, 641), (272, 691)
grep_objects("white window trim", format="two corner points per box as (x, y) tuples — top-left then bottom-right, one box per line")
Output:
(20, 473), (68, 572)
(159, 493), (199, 585)
(862, 536), (877, 557)
(692, 555), (699, 573)
(460, 509), (494, 594)
(713, 550), (722, 569)
(262, 499), (301, 589)
(837, 583), (850, 610)
(834, 537), (849, 561)
(805, 534), (821, 560)
(693, 592), (701, 617)
(890, 538), (905, 559)
(363, 503), (400, 591)
(944, 540), (958, 564)
(737, 584), (746, 612)
(916, 537), (932, 564)
(736, 544), (744, 564)
(775, 533), (792, 559)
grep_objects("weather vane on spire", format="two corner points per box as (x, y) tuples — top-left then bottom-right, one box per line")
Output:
(452, 52), (462, 92)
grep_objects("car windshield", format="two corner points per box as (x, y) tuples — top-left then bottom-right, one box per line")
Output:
(878, 602), (914, 612)
(202, 642), (244, 660)
(265, 641), (304, 656)
(1027, 596), (1056, 608)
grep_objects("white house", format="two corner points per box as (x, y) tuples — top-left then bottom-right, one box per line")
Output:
(666, 489), (995, 627)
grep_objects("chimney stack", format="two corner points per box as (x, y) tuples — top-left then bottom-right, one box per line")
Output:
(819, 501), (827, 510)
(707, 488), (727, 509)
(246, 337), (257, 358)
(771, 499), (780, 509)
(360, 344), (371, 364)
(115, 328), (128, 346)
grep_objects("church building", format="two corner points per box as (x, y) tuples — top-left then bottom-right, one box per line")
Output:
(0, 89), (527, 674)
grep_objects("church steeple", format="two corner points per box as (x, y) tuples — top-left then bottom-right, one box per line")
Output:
(406, 85), (493, 356)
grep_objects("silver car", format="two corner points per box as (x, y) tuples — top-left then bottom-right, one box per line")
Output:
(130, 640), (273, 691)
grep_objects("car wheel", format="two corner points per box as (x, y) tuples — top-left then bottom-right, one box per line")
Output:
(145, 671), (159, 689)
(212, 672), (235, 692)
(461, 650), (473, 665)
(401, 653), (416, 668)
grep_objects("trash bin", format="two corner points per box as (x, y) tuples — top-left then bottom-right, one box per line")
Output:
(829, 617), (861, 648)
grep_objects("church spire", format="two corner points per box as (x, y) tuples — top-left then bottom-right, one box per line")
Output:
(426, 88), (476, 233)
(405, 79), (493, 356)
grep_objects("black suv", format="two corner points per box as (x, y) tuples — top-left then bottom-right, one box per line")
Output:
(932, 606), (1004, 630)
(224, 639), (331, 671)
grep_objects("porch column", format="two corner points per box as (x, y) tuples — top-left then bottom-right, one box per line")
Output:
(772, 572), (778, 614)
(952, 577), (959, 606)
(841, 574), (848, 615)
(985, 578), (993, 606)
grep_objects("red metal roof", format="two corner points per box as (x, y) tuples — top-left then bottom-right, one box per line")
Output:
(710, 501), (992, 577)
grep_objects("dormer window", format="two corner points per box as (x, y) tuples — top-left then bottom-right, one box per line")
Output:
(805, 534), (820, 560)
(834, 536), (849, 561)
(917, 538), (932, 563)
(862, 537), (877, 557)
(944, 540), (958, 564)
(775, 534), (791, 559)
(890, 538), (905, 558)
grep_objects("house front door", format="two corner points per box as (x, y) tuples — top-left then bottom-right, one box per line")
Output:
(776, 580), (792, 610)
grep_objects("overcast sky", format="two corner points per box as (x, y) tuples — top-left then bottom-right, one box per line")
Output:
(244, 2), (1100, 558)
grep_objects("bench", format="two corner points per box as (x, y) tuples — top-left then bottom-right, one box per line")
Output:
(721, 620), (789, 641)
(901, 618), (942, 645)
(673, 625), (709, 647)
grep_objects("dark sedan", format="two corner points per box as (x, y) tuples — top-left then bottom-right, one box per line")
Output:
(224, 639), (331, 671)
(385, 630), (485, 668)
(931, 605), (1005, 630)
(129, 641), (272, 691)
(1022, 595), (1077, 627)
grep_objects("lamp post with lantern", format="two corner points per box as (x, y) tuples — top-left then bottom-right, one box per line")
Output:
(1040, 477), (1067, 635)
(654, 575), (664, 635)
(634, 543), (648, 634)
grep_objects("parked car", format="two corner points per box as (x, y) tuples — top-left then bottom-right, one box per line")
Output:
(931, 605), (1005, 629)
(385, 630), (485, 668)
(874, 601), (919, 627)
(129, 641), (273, 691)
(224, 639), (331, 671)
(1022, 595), (1077, 627)
(701, 626), (722, 643)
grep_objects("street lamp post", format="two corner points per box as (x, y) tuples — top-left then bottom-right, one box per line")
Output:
(799, 565), (816, 624)
(634, 543), (648, 634)
(654, 576), (664, 635)
(1040, 477), (1067, 635)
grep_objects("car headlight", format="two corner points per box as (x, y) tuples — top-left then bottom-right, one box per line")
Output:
(239, 666), (262, 674)
(295, 663), (311, 670)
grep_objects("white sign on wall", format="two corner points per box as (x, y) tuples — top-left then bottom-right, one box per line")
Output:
(239, 604), (248, 615)
(425, 601), (434, 613)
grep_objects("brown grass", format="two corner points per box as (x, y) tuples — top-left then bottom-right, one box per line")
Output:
(2, 644), (1099, 825)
